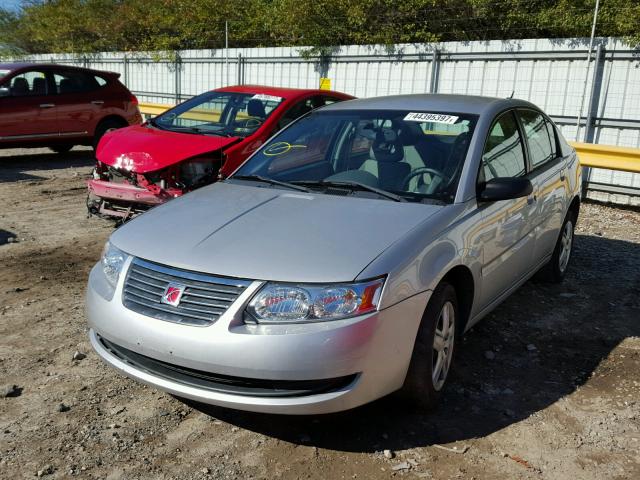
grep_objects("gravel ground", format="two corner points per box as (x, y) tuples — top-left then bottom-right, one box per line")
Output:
(1, 147), (639, 480)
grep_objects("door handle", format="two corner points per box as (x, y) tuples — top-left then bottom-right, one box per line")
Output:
(39, 103), (55, 108)
(527, 194), (537, 205)
(91, 100), (104, 105)
(559, 169), (566, 181)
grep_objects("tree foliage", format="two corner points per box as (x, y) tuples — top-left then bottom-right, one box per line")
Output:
(1, 0), (638, 55)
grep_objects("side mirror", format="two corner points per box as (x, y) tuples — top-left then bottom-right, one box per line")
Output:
(0, 86), (9, 98)
(478, 177), (533, 202)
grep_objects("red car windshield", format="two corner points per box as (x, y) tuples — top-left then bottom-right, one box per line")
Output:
(152, 91), (284, 138)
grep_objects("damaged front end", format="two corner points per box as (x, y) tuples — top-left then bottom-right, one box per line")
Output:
(87, 155), (222, 221)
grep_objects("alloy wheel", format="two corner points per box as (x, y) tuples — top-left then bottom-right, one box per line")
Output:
(558, 220), (573, 273)
(432, 301), (455, 391)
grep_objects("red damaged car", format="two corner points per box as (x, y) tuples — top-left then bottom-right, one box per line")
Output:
(87, 85), (353, 219)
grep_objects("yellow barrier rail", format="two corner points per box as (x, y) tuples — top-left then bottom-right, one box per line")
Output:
(139, 102), (171, 117)
(139, 103), (640, 174)
(570, 142), (640, 174)
(139, 102), (250, 122)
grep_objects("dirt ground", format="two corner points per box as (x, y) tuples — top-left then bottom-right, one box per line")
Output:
(0, 147), (639, 480)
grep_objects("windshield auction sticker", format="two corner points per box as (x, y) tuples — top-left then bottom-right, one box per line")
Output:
(251, 94), (283, 103)
(404, 112), (459, 124)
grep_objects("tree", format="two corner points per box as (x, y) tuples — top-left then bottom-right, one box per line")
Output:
(0, 0), (637, 55)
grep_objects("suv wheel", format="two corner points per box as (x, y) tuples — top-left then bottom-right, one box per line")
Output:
(50, 145), (73, 154)
(401, 282), (458, 410)
(93, 118), (125, 151)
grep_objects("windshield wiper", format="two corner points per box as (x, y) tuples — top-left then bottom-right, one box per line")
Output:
(292, 180), (406, 202)
(230, 175), (311, 193)
(160, 125), (232, 137)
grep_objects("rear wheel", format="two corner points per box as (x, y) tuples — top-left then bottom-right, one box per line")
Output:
(400, 282), (458, 410)
(50, 144), (74, 154)
(93, 118), (126, 151)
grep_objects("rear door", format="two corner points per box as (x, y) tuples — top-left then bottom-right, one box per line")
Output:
(0, 69), (58, 143)
(476, 110), (538, 309)
(517, 108), (568, 264)
(52, 69), (104, 138)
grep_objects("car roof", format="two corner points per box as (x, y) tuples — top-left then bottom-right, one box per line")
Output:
(0, 62), (119, 77)
(216, 85), (353, 101)
(321, 93), (538, 116)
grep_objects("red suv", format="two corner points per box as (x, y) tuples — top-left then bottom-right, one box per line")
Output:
(88, 85), (354, 220)
(0, 63), (141, 153)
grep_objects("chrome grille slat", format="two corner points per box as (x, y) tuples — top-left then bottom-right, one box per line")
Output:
(183, 288), (237, 300)
(128, 272), (166, 289)
(127, 280), (164, 296)
(179, 297), (232, 309)
(122, 258), (250, 326)
(125, 297), (215, 322)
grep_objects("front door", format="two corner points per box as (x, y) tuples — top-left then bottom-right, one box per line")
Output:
(476, 110), (538, 310)
(0, 69), (58, 143)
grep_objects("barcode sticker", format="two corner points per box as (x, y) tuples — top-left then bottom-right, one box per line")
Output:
(251, 94), (283, 103)
(404, 112), (459, 124)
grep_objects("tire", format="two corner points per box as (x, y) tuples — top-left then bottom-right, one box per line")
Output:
(400, 282), (458, 410)
(50, 145), (73, 154)
(93, 118), (125, 151)
(540, 210), (576, 283)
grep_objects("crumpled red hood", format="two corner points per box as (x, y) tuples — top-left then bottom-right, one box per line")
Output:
(96, 124), (240, 173)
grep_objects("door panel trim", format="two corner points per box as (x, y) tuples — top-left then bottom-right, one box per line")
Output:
(0, 131), (87, 141)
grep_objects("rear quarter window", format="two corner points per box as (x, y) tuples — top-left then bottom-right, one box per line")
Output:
(94, 75), (108, 87)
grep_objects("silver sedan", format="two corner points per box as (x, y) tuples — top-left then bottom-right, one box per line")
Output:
(86, 94), (581, 414)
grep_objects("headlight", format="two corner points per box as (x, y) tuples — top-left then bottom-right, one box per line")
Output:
(101, 241), (127, 287)
(246, 278), (385, 324)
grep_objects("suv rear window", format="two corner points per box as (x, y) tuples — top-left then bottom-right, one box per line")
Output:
(53, 70), (100, 94)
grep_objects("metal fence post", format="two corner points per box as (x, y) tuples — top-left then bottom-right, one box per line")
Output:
(430, 48), (440, 93)
(584, 44), (605, 143)
(174, 52), (182, 103)
(582, 43), (606, 198)
(123, 54), (129, 87)
(237, 53), (243, 85)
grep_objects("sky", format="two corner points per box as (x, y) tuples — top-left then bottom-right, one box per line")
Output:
(1, 0), (23, 12)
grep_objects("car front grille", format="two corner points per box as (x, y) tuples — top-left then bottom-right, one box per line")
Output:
(98, 335), (358, 398)
(122, 258), (252, 326)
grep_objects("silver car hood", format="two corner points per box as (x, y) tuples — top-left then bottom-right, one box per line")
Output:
(110, 182), (443, 283)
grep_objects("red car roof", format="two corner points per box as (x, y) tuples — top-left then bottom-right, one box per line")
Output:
(216, 84), (353, 101)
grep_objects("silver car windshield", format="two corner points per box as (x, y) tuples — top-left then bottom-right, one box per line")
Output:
(152, 91), (284, 138)
(233, 109), (478, 203)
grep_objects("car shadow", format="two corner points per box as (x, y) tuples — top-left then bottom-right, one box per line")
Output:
(0, 149), (95, 183)
(185, 232), (640, 453)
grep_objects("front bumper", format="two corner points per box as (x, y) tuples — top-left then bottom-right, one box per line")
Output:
(86, 260), (430, 414)
(87, 179), (182, 219)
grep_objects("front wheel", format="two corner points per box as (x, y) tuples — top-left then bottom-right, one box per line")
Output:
(542, 212), (576, 283)
(400, 282), (458, 410)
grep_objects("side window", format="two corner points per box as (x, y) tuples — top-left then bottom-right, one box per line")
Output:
(94, 75), (108, 87)
(53, 71), (99, 94)
(518, 109), (556, 169)
(278, 98), (315, 130)
(481, 111), (526, 181)
(7, 70), (49, 96)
